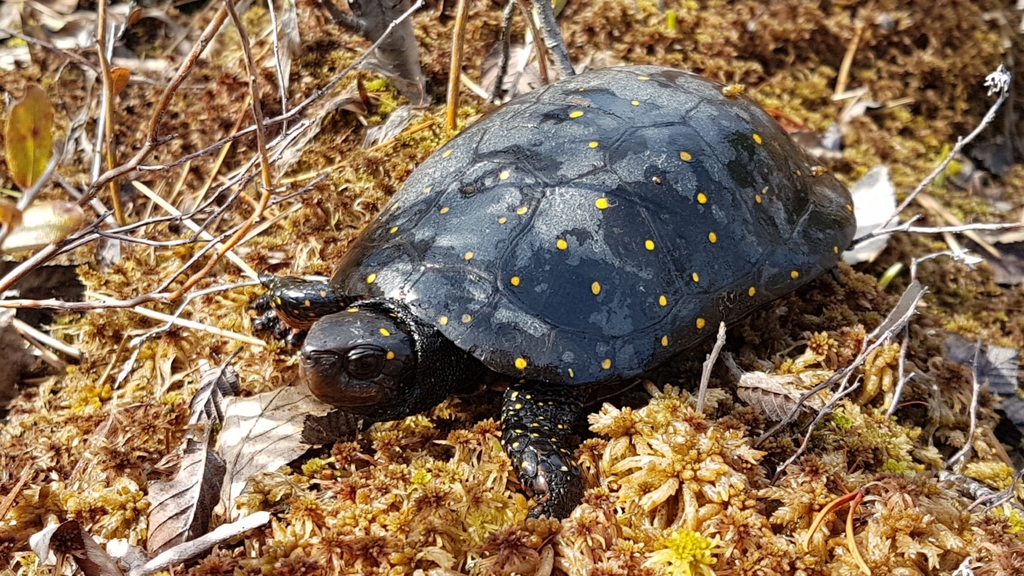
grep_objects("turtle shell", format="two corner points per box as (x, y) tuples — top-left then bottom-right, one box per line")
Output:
(330, 65), (856, 385)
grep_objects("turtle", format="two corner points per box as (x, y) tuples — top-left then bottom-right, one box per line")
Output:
(256, 65), (857, 518)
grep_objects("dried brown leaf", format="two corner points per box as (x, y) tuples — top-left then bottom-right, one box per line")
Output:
(29, 520), (123, 576)
(736, 371), (830, 421)
(0, 200), (85, 253)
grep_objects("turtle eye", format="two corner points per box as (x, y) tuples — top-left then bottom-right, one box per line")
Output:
(345, 346), (386, 380)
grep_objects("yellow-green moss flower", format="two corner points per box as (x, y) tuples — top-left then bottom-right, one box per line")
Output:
(644, 529), (722, 576)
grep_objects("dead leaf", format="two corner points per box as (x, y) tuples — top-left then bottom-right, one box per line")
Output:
(110, 67), (131, 97)
(736, 371), (832, 421)
(843, 166), (897, 265)
(129, 512), (270, 576)
(29, 520), (124, 576)
(363, 105), (413, 148)
(145, 363), (237, 554)
(215, 383), (333, 519)
(1, 200), (86, 253)
(943, 333), (1019, 396)
(4, 84), (54, 190)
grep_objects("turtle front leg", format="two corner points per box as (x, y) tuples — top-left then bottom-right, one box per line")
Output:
(501, 381), (587, 518)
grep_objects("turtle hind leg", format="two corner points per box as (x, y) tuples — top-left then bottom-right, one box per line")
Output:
(501, 381), (587, 518)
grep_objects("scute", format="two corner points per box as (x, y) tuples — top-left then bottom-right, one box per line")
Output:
(330, 65), (856, 385)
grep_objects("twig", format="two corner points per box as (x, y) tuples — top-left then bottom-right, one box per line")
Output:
(696, 322), (726, 413)
(225, 0), (273, 192)
(531, 0), (573, 78)
(446, 0), (471, 134)
(885, 325), (913, 418)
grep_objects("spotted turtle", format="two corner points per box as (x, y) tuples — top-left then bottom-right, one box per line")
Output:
(258, 65), (857, 517)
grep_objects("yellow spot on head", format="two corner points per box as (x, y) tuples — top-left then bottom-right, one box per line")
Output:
(748, 286), (756, 297)
(791, 270), (800, 279)
(515, 357), (527, 370)
(511, 276), (521, 286)
(516, 206), (529, 215)
(569, 110), (584, 118)
(708, 232), (717, 243)
(557, 238), (568, 250)
(661, 335), (669, 347)
(591, 281), (601, 295)
(589, 141), (599, 148)
(833, 246), (840, 254)
(303, 300), (311, 307)
(379, 328), (391, 337)
(645, 239), (655, 251)
(389, 226), (399, 234)
(443, 149), (453, 157)
(659, 294), (668, 307)
(753, 133), (762, 144)
(464, 251), (474, 261)
(595, 197), (610, 210)
(440, 206), (450, 214)
(679, 151), (693, 162)
(366, 273), (377, 284)
(631, 99), (640, 106)
(462, 314), (472, 323)
(692, 272), (700, 283)
(386, 350), (395, 360)
(846, 204), (854, 212)
(696, 318), (706, 329)
(601, 358), (612, 369)
(697, 192), (707, 204)
(439, 316), (448, 325)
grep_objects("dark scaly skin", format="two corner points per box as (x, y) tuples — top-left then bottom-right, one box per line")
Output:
(253, 274), (349, 345)
(501, 382), (587, 518)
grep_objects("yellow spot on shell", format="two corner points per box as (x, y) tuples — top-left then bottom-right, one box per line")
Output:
(569, 110), (584, 118)
(366, 273), (377, 284)
(462, 314), (472, 323)
(645, 239), (655, 251)
(601, 358), (612, 369)
(696, 318), (706, 329)
(589, 141), (599, 148)
(464, 251), (474, 261)
(692, 272), (700, 283)
(659, 295), (667, 307)
(498, 216), (508, 224)
(661, 335), (669, 347)
(697, 192), (707, 204)
(708, 232), (717, 243)
(499, 169), (510, 180)
(303, 299), (311, 307)
(748, 286), (757, 297)
(424, 186), (432, 194)
(591, 281), (601, 295)
(846, 204), (853, 211)
(439, 316), (448, 325)
(443, 149), (453, 157)
(679, 151), (693, 161)
(637, 75), (650, 80)
(511, 276), (521, 286)
(833, 246), (840, 254)
(557, 238), (568, 250)
(440, 206), (450, 214)
(631, 99), (640, 106)
(347, 307), (358, 313)
(791, 270), (800, 279)
(379, 328), (391, 337)
(595, 197), (610, 210)
(516, 206), (529, 215)
(389, 226), (399, 234)
(386, 351), (395, 360)
(753, 133), (763, 144)
(515, 357), (527, 370)
(755, 194), (762, 203)
(568, 368), (575, 378)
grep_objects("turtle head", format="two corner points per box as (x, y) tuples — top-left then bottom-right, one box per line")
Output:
(300, 304), (422, 421)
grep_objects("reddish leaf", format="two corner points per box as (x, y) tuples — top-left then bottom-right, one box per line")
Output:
(4, 84), (54, 190)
